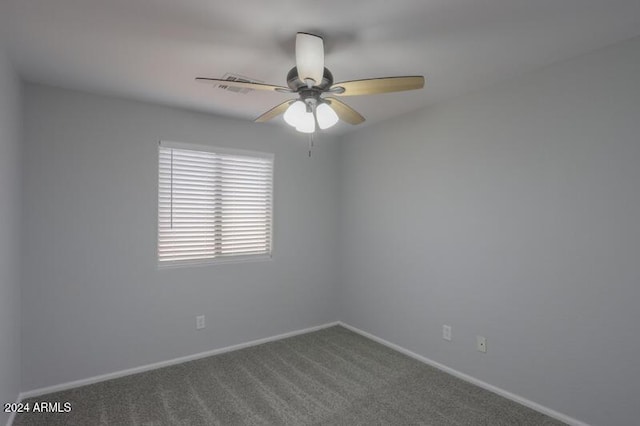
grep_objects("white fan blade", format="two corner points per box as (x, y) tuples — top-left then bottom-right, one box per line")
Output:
(296, 32), (324, 87)
(196, 78), (291, 93)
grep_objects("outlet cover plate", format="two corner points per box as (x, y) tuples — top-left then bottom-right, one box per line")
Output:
(477, 335), (487, 352)
(442, 325), (452, 341)
(196, 315), (205, 330)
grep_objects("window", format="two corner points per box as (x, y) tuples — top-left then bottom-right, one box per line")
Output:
(158, 141), (273, 266)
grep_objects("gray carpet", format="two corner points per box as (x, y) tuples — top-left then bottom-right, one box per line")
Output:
(14, 326), (564, 425)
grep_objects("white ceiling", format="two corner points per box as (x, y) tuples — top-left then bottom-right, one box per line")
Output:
(2, 0), (640, 134)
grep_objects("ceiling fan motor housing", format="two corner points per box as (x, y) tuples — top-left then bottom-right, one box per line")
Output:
(287, 67), (334, 92)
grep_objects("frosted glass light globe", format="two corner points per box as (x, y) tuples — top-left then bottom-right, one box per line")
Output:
(283, 101), (306, 127)
(316, 103), (339, 129)
(296, 112), (316, 133)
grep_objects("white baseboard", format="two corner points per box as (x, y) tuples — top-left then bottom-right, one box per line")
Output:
(338, 321), (589, 426)
(19, 321), (340, 401)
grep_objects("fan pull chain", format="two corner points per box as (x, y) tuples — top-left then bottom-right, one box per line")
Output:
(308, 133), (314, 157)
(308, 101), (319, 157)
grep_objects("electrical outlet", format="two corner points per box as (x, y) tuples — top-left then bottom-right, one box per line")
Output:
(442, 325), (452, 341)
(477, 336), (487, 353)
(196, 315), (205, 330)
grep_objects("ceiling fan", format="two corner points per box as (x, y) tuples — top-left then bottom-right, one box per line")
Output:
(196, 33), (425, 133)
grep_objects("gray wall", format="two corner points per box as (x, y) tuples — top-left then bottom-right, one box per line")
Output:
(21, 85), (341, 391)
(0, 49), (22, 425)
(338, 36), (640, 426)
(17, 35), (640, 425)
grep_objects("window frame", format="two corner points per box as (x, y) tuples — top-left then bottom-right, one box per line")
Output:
(156, 140), (274, 268)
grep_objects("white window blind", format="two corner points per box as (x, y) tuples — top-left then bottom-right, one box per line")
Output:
(158, 142), (273, 265)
